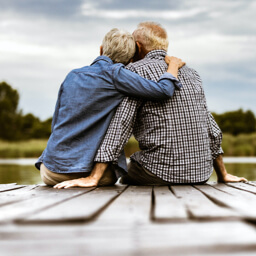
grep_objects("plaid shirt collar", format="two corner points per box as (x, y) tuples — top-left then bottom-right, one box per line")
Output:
(144, 50), (167, 60)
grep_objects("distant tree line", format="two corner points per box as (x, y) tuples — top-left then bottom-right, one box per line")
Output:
(1, 82), (256, 141)
(0, 81), (52, 141)
(212, 109), (256, 135)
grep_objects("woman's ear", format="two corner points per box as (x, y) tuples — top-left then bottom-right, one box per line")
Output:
(100, 45), (103, 55)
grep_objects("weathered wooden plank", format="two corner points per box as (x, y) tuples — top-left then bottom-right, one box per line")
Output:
(207, 183), (256, 202)
(1, 241), (255, 256)
(0, 184), (26, 193)
(0, 238), (134, 256)
(137, 221), (256, 255)
(171, 185), (238, 220)
(96, 186), (152, 224)
(0, 185), (39, 207)
(153, 186), (188, 221)
(246, 181), (256, 187)
(23, 186), (126, 223)
(0, 221), (256, 256)
(0, 186), (94, 223)
(0, 183), (16, 186)
(0, 183), (256, 255)
(226, 182), (256, 194)
(195, 184), (256, 220)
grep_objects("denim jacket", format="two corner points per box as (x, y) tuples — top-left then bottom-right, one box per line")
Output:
(35, 56), (182, 175)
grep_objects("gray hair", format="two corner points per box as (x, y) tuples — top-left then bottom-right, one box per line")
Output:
(102, 28), (136, 65)
(133, 22), (169, 52)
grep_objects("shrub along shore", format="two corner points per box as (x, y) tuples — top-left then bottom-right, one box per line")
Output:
(0, 133), (256, 159)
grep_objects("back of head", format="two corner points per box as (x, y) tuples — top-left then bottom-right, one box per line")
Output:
(133, 22), (169, 52)
(102, 28), (136, 65)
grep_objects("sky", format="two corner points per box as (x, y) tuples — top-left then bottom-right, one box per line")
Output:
(0, 0), (256, 120)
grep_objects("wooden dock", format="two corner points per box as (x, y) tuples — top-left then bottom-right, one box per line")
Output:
(1, 182), (256, 256)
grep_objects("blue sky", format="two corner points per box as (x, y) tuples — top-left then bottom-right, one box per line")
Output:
(1, 0), (255, 120)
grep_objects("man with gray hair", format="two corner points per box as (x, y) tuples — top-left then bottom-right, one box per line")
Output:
(55, 22), (246, 189)
(36, 28), (184, 186)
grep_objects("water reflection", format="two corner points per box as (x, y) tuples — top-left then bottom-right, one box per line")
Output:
(0, 162), (256, 185)
(0, 165), (42, 185)
(209, 163), (256, 181)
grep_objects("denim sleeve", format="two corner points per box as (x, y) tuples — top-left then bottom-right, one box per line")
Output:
(35, 75), (67, 170)
(50, 76), (68, 132)
(112, 65), (182, 100)
(51, 89), (61, 132)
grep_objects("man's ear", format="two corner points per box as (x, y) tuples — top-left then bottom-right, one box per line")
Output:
(132, 42), (142, 62)
(100, 45), (103, 55)
(133, 42), (147, 61)
(136, 42), (142, 55)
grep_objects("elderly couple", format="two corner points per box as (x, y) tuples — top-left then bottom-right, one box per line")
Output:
(35, 22), (247, 188)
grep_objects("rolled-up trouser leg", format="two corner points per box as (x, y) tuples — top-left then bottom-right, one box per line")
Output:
(40, 163), (89, 186)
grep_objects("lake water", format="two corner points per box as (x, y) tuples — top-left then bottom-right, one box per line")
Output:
(1, 158), (256, 185)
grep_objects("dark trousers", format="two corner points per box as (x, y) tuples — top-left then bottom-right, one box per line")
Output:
(121, 160), (208, 186)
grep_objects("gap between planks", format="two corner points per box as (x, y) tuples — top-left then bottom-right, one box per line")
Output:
(195, 183), (256, 221)
(18, 185), (128, 224)
(152, 186), (188, 222)
(0, 186), (95, 224)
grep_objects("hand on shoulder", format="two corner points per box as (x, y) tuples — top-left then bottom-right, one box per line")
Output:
(165, 56), (186, 69)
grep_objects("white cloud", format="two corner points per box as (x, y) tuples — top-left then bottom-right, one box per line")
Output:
(0, 41), (52, 56)
(0, 0), (255, 118)
(81, 2), (206, 20)
(169, 33), (256, 65)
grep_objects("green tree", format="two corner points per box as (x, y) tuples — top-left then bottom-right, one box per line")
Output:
(31, 117), (52, 139)
(0, 82), (52, 141)
(212, 109), (256, 135)
(0, 82), (21, 140)
(21, 113), (41, 139)
(244, 110), (256, 133)
(20, 114), (52, 139)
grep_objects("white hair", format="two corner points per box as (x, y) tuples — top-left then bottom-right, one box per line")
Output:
(102, 28), (136, 65)
(133, 22), (169, 52)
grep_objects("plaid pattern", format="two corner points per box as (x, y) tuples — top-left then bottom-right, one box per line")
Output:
(95, 50), (223, 183)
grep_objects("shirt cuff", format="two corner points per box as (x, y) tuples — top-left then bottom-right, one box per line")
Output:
(212, 146), (224, 160)
(159, 73), (183, 90)
(94, 149), (119, 164)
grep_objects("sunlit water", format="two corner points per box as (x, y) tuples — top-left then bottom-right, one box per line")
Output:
(0, 158), (256, 184)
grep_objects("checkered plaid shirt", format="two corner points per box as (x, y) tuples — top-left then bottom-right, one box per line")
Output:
(95, 50), (223, 183)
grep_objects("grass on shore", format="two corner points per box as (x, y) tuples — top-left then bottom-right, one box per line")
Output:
(221, 133), (256, 156)
(1, 133), (256, 158)
(0, 139), (47, 158)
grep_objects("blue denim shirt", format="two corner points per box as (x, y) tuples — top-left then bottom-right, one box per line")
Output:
(35, 56), (182, 176)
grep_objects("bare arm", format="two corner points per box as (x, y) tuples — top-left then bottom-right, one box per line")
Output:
(213, 154), (247, 183)
(54, 163), (108, 189)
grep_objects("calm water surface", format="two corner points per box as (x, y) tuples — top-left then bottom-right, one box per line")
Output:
(0, 158), (256, 184)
